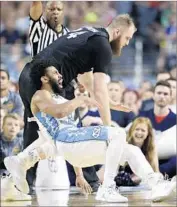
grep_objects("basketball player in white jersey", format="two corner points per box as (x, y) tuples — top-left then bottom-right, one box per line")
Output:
(4, 61), (176, 203)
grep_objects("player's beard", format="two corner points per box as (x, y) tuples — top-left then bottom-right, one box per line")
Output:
(110, 36), (122, 56)
(49, 79), (63, 95)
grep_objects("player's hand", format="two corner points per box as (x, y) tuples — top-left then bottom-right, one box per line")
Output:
(75, 175), (92, 194)
(81, 96), (102, 109)
(110, 104), (132, 112)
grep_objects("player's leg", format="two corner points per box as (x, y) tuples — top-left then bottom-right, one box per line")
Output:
(120, 144), (176, 202)
(95, 127), (128, 202)
(4, 138), (55, 194)
(55, 126), (128, 202)
(1, 175), (32, 201)
(19, 63), (39, 191)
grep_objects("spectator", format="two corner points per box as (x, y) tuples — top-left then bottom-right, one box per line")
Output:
(139, 87), (154, 112)
(0, 68), (24, 117)
(108, 81), (135, 127)
(122, 89), (141, 115)
(127, 117), (159, 171)
(167, 77), (176, 114)
(139, 74), (172, 113)
(74, 86), (90, 125)
(0, 14), (21, 45)
(138, 80), (153, 97)
(0, 113), (23, 176)
(139, 80), (176, 178)
(115, 117), (159, 187)
(74, 86), (102, 127)
(170, 65), (177, 79)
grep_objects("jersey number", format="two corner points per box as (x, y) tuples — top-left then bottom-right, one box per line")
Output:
(67, 30), (87, 39)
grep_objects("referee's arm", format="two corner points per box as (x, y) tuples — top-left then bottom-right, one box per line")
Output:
(30, 1), (43, 20)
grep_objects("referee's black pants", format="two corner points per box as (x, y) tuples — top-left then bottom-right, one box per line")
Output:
(19, 63), (39, 189)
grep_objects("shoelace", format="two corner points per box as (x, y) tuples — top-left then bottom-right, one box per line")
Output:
(1, 174), (12, 180)
(157, 173), (170, 185)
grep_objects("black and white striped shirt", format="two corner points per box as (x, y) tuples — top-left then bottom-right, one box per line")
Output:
(29, 15), (69, 57)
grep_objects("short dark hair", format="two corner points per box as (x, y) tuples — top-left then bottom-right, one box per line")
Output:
(167, 77), (176, 82)
(0, 68), (10, 80)
(30, 59), (58, 90)
(154, 80), (171, 92)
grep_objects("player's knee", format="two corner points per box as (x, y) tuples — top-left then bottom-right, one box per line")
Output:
(108, 127), (126, 144)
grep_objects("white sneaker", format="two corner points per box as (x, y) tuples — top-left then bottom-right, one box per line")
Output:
(1, 176), (32, 201)
(171, 175), (177, 183)
(151, 179), (176, 202)
(1, 175), (14, 191)
(95, 184), (128, 203)
(4, 156), (29, 194)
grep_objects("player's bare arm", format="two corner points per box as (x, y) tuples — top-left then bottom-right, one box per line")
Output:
(31, 90), (101, 118)
(94, 73), (111, 126)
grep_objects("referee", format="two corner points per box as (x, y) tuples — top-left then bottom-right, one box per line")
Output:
(23, 1), (69, 193)
(29, 1), (69, 57)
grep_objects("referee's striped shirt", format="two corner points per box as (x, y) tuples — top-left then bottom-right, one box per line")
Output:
(29, 15), (69, 57)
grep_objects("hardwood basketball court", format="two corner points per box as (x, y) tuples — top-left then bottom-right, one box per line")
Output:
(1, 186), (176, 207)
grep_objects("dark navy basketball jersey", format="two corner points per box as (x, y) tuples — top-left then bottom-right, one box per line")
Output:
(33, 27), (112, 86)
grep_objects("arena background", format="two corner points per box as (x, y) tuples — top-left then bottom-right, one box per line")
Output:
(0, 1), (177, 206)
(1, 1), (176, 89)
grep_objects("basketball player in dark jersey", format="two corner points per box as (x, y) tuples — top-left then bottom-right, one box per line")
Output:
(19, 14), (136, 191)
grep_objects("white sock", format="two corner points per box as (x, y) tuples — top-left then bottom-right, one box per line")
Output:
(103, 127), (126, 187)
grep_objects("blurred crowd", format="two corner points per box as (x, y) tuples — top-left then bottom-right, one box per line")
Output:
(0, 1), (176, 189)
(0, 1), (177, 85)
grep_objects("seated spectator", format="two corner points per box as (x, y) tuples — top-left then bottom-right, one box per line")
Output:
(0, 68), (24, 117)
(74, 85), (90, 125)
(0, 14), (21, 45)
(139, 87), (154, 112)
(108, 81), (135, 127)
(0, 113), (23, 176)
(127, 117), (159, 171)
(139, 80), (176, 178)
(74, 85), (103, 127)
(115, 117), (159, 187)
(167, 77), (176, 113)
(122, 89), (141, 115)
(138, 80), (153, 97)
